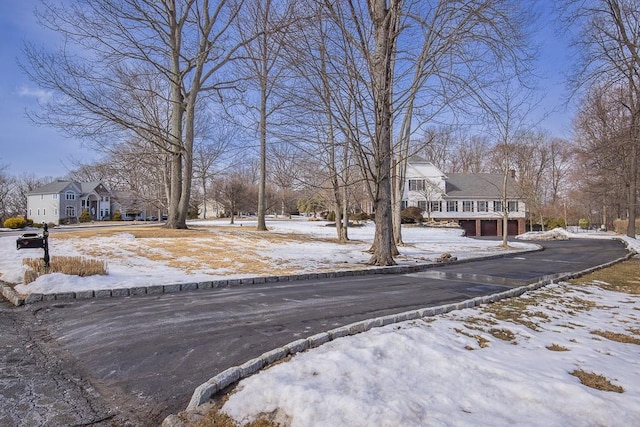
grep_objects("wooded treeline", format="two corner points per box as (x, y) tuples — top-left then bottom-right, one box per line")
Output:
(3, 0), (637, 264)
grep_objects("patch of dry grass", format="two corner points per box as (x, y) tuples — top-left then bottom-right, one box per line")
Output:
(51, 225), (367, 277)
(194, 410), (280, 427)
(570, 258), (640, 294)
(591, 330), (640, 345)
(489, 328), (517, 343)
(22, 256), (107, 285)
(570, 370), (624, 393)
(546, 343), (570, 351)
(455, 327), (490, 348)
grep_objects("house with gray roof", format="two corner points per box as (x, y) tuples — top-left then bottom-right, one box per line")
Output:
(27, 180), (113, 225)
(402, 156), (526, 236)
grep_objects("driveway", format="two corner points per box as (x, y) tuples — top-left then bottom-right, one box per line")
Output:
(1, 238), (630, 426)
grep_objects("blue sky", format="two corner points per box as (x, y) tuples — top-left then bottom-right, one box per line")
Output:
(0, 1), (99, 178)
(0, 1), (576, 179)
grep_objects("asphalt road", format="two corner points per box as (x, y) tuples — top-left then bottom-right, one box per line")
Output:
(1, 238), (630, 426)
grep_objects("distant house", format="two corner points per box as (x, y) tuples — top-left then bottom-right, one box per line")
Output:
(27, 180), (113, 225)
(402, 156), (526, 236)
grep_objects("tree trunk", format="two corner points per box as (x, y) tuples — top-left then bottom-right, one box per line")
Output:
(628, 132), (637, 237)
(367, 0), (399, 266)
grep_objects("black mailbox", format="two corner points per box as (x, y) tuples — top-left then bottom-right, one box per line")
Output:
(16, 233), (45, 250)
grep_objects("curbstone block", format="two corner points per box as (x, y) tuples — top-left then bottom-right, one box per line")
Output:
(307, 332), (330, 348)
(197, 281), (213, 290)
(227, 279), (241, 286)
(347, 322), (366, 334)
(181, 282), (198, 291)
(261, 347), (287, 365)
(25, 293), (43, 304)
(111, 288), (130, 297)
(214, 367), (241, 390)
(187, 382), (217, 410)
(43, 293), (56, 302)
(285, 339), (308, 355)
(75, 290), (94, 299)
(163, 284), (181, 293)
(329, 326), (350, 340)
(55, 292), (75, 300)
(129, 287), (147, 296)
(363, 318), (383, 330)
(94, 289), (111, 298)
(239, 278), (254, 285)
(147, 286), (163, 294)
(420, 307), (436, 317)
(239, 358), (265, 377)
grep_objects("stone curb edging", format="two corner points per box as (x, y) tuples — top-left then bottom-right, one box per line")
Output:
(1, 246), (546, 307)
(165, 247), (636, 426)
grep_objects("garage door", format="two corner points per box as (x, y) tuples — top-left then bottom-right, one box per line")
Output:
(459, 220), (476, 236)
(481, 220), (498, 236)
(507, 220), (519, 236)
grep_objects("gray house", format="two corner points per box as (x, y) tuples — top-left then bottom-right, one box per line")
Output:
(27, 180), (113, 225)
(402, 156), (526, 236)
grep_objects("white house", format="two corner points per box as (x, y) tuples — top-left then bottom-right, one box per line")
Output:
(27, 180), (113, 225)
(402, 156), (526, 236)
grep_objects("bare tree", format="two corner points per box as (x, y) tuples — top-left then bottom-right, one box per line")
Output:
(236, 0), (298, 231)
(480, 78), (539, 247)
(573, 83), (633, 229)
(23, 0), (253, 229)
(561, 0), (640, 237)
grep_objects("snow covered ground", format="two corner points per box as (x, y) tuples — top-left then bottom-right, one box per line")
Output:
(222, 279), (640, 427)
(219, 227), (640, 427)
(2, 218), (541, 295)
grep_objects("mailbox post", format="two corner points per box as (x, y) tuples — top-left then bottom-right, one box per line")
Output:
(16, 223), (50, 270)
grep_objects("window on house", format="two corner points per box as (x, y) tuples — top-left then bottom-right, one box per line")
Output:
(477, 201), (488, 212)
(65, 206), (76, 217)
(52, 194), (57, 199)
(401, 200), (408, 210)
(29, 209), (32, 216)
(508, 201), (519, 212)
(43, 209), (46, 215)
(462, 201), (474, 212)
(37, 209), (40, 216)
(40, 195), (43, 200)
(54, 208), (58, 215)
(66, 192), (76, 200)
(429, 201), (441, 212)
(447, 201), (458, 212)
(493, 201), (503, 212)
(418, 201), (427, 211)
(408, 179), (426, 192)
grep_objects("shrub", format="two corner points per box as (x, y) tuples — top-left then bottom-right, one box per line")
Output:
(112, 210), (122, 221)
(350, 212), (370, 221)
(326, 211), (336, 222)
(79, 209), (92, 223)
(578, 218), (590, 230)
(401, 206), (423, 224)
(3, 217), (27, 229)
(546, 218), (566, 229)
(25, 218), (34, 227)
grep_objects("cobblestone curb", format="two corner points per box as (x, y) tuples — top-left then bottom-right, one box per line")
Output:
(163, 249), (636, 426)
(3, 246), (545, 307)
